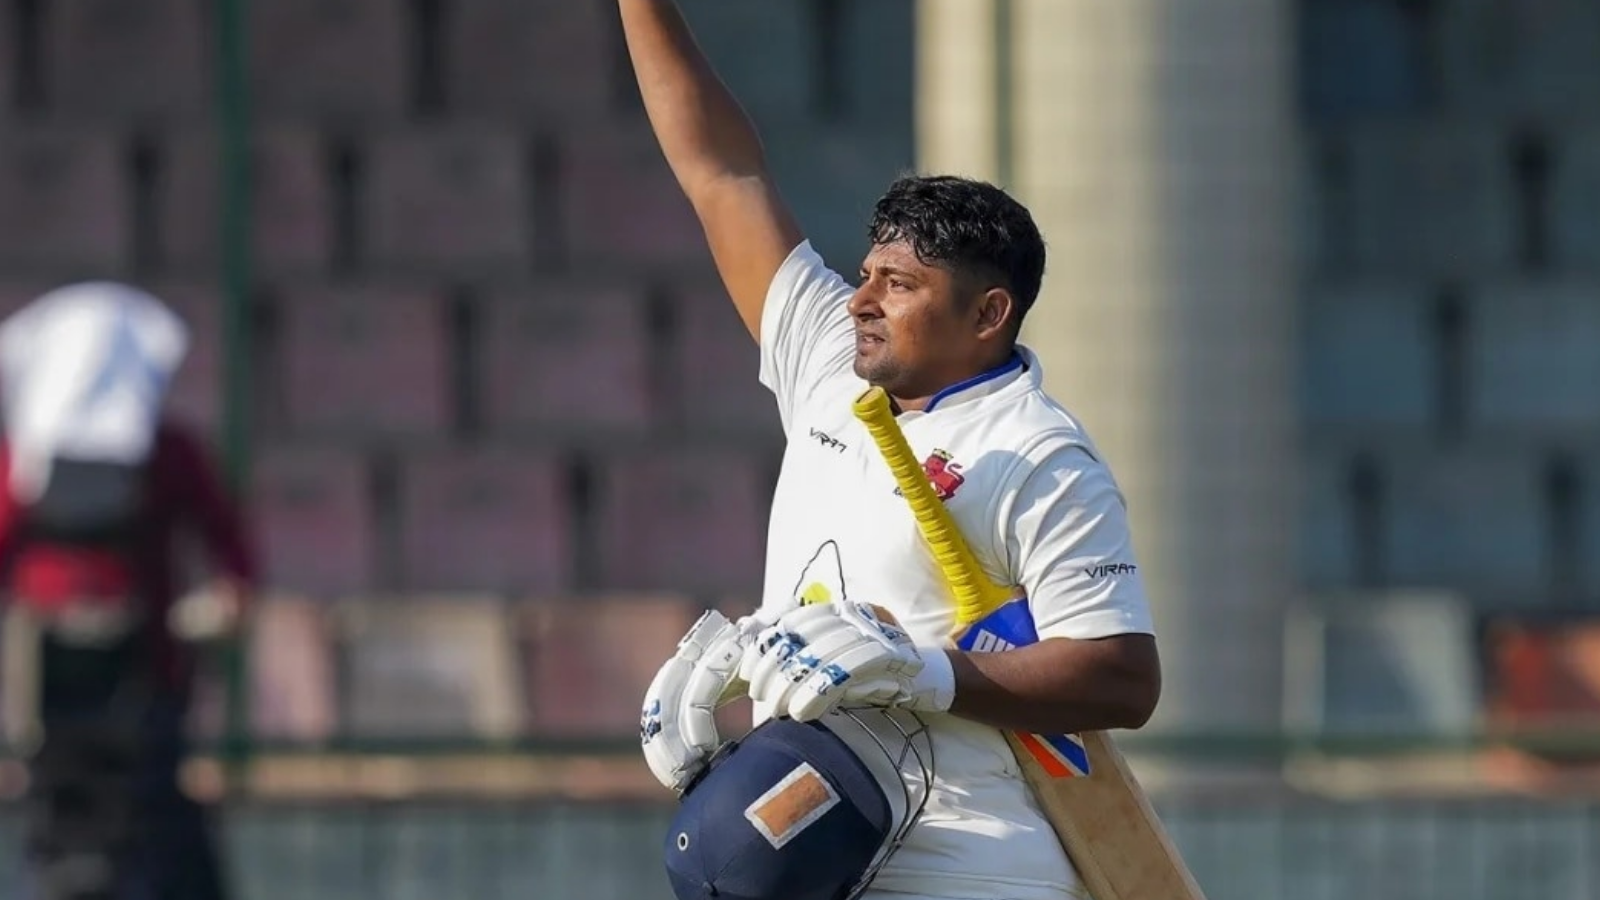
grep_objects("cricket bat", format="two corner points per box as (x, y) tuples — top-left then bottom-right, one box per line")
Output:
(853, 385), (1206, 900)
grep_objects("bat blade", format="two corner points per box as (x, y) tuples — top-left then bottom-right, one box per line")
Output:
(852, 385), (1207, 900)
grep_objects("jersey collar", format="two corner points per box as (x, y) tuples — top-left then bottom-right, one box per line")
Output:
(899, 348), (1033, 419)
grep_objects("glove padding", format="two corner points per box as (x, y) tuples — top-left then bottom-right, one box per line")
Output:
(741, 601), (945, 723)
(640, 609), (756, 793)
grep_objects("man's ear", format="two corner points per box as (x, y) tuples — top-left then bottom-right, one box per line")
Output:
(974, 287), (1015, 340)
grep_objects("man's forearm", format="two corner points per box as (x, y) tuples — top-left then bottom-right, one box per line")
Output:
(943, 635), (1162, 736)
(616, 0), (769, 192)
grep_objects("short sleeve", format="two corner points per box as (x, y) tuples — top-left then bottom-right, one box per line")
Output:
(1001, 445), (1155, 641)
(758, 240), (856, 434)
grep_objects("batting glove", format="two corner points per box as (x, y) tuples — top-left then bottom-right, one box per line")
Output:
(640, 609), (765, 794)
(740, 601), (957, 722)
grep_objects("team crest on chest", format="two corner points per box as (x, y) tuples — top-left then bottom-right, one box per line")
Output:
(894, 449), (965, 502)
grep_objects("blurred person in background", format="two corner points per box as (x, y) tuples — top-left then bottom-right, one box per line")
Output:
(0, 282), (257, 900)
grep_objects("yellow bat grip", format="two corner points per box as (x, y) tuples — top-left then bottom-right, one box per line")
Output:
(852, 386), (1011, 627)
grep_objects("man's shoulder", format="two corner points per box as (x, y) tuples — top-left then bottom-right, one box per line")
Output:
(951, 386), (1098, 461)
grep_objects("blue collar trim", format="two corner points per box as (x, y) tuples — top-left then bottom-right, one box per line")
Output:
(923, 352), (1026, 413)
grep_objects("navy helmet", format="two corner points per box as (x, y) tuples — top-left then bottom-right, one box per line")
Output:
(663, 711), (931, 900)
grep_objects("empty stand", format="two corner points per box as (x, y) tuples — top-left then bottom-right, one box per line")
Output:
(1380, 449), (1549, 594)
(1577, 455), (1600, 596)
(445, 0), (616, 121)
(668, 287), (782, 438)
(759, 124), (910, 269)
(1550, 126), (1600, 274)
(477, 284), (656, 438)
(675, 0), (816, 118)
(158, 127), (332, 276)
(248, 595), (338, 743)
(248, 0), (408, 120)
(363, 128), (532, 276)
(1435, 0), (1600, 119)
(590, 447), (771, 594)
(557, 126), (705, 269)
(0, 10), (10, 114)
(151, 282), (224, 433)
(521, 594), (698, 738)
(1301, 451), (1360, 588)
(334, 595), (524, 739)
(1298, 0), (1429, 118)
(275, 285), (451, 440)
(1301, 282), (1437, 434)
(1282, 590), (1478, 735)
(1483, 616), (1600, 735)
(0, 127), (127, 273)
(43, 0), (207, 118)
(1465, 280), (1600, 437)
(832, 0), (915, 125)
(396, 447), (575, 594)
(1318, 122), (1514, 278)
(249, 446), (376, 599)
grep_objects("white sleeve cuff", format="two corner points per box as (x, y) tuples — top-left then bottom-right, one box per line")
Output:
(910, 646), (957, 713)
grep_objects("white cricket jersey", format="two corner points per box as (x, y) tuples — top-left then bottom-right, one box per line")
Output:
(752, 241), (1156, 900)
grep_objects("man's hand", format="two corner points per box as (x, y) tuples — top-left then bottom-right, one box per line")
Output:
(740, 602), (956, 722)
(640, 609), (765, 793)
(168, 578), (249, 644)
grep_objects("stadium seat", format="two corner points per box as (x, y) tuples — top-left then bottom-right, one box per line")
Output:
(477, 284), (656, 439)
(0, 127), (127, 273)
(43, 0), (207, 118)
(445, 0), (616, 121)
(1435, 0), (1600, 118)
(158, 127), (332, 276)
(1298, 0), (1429, 118)
(1301, 451), (1360, 588)
(1577, 455), (1600, 595)
(832, 0), (915, 125)
(675, 0), (815, 118)
(1317, 122), (1513, 278)
(668, 286), (782, 438)
(248, 595), (338, 743)
(521, 594), (699, 738)
(557, 125), (706, 269)
(363, 128), (532, 276)
(590, 446), (771, 594)
(1282, 590), (1479, 736)
(1483, 615), (1600, 735)
(149, 283), (224, 433)
(248, 0), (408, 119)
(396, 447), (576, 595)
(275, 285), (451, 440)
(1550, 126), (1600, 274)
(248, 446), (376, 600)
(333, 595), (525, 740)
(1465, 280), (1600, 437)
(0, 10), (13, 115)
(1380, 449), (1548, 594)
(1301, 282), (1437, 434)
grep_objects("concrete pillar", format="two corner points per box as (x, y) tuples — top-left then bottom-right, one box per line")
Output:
(918, 0), (1301, 751)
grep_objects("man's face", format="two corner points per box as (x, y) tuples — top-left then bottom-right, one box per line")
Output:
(847, 240), (1002, 407)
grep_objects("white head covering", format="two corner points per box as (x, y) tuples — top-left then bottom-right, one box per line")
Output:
(0, 282), (189, 504)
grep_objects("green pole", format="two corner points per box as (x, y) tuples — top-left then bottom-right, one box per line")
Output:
(216, 0), (254, 789)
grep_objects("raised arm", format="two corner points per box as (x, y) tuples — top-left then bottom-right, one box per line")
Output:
(617, 0), (804, 339)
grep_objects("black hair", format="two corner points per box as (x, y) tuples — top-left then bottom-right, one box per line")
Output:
(865, 175), (1046, 329)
